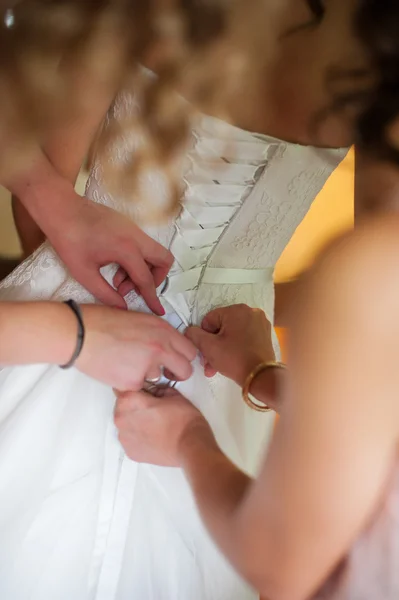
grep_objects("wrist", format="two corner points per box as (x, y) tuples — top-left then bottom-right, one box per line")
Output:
(249, 366), (284, 413)
(236, 352), (276, 389)
(60, 301), (85, 369)
(7, 154), (76, 229)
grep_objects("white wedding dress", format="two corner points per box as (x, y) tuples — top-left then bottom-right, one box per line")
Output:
(0, 92), (347, 600)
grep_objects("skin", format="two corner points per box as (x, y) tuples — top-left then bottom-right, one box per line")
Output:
(101, 0), (398, 313)
(113, 215), (399, 600)
(9, 0), (385, 303)
(5, 49), (172, 314)
(0, 302), (195, 389)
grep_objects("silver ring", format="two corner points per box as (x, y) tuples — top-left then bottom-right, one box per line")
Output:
(144, 375), (162, 384)
(144, 366), (164, 385)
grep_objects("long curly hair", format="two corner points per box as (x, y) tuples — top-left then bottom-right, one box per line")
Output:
(0, 0), (238, 213)
(1, 0), (399, 207)
(354, 0), (399, 163)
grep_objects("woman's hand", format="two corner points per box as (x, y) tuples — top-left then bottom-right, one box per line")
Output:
(0, 302), (195, 390)
(114, 388), (211, 467)
(10, 160), (173, 314)
(45, 190), (173, 315)
(77, 305), (196, 390)
(185, 304), (276, 387)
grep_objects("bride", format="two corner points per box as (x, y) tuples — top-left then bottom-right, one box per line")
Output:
(0, 1), (379, 599)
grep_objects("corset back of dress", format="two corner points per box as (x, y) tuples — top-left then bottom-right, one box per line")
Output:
(84, 91), (348, 330)
(0, 89), (347, 328)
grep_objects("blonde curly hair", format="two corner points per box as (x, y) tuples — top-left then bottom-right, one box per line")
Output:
(0, 0), (250, 217)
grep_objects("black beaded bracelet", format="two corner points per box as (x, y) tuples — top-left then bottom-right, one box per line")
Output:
(60, 300), (85, 370)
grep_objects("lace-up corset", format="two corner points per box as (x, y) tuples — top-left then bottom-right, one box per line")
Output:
(160, 117), (279, 327)
(150, 114), (347, 329)
(0, 93), (347, 327)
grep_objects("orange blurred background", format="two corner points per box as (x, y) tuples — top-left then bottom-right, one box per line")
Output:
(275, 147), (354, 355)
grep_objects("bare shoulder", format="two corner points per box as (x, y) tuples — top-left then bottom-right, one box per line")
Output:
(306, 214), (399, 331)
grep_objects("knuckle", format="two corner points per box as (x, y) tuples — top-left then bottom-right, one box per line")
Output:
(177, 359), (193, 380)
(163, 251), (174, 267)
(147, 340), (166, 356)
(236, 303), (249, 312)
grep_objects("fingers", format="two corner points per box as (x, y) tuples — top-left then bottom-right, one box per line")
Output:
(142, 238), (174, 273)
(204, 363), (217, 378)
(120, 257), (165, 316)
(156, 326), (196, 381)
(116, 269), (165, 301)
(114, 268), (139, 298)
(118, 279), (136, 298)
(114, 390), (156, 415)
(185, 326), (220, 376)
(185, 326), (211, 355)
(152, 386), (182, 398)
(113, 268), (127, 289)
(160, 348), (193, 382)
(83, 271), (127, 309)
(151, 265), (171, 290)
(201, 308), (225, 334)
(144, 365), (163, 383)
(169, 329), (197, 362)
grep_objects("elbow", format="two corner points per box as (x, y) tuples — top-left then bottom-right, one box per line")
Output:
(242, 571), (298, 600)
(237, 553), (309, 600)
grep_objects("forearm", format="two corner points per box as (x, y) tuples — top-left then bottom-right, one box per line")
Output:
(249, 367), (284, 413)
(42, 47), (120, 184)
(8, 81), (115, 236)
(180, 424), (254, 575)
(42, 107), (105, 185)
(9, 110), (104, 255)
(5, 152), (74, 232)
(0, 302), (76, 366)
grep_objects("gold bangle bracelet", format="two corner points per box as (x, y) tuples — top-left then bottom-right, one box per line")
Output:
(242, 361), (287, 412)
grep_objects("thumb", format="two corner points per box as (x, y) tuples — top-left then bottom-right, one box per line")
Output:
(185, 326), (215, 359)
(201, 308), (225, 334)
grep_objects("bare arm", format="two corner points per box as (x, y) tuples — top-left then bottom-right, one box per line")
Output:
(0, 302), (77, 366)
(183, 225), (399, 599)
(2, 73), (173, 312)
(11, 59), (116, 255)
(116, 217), (399, 600)
(0, 300), (195, 389)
